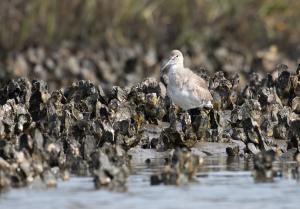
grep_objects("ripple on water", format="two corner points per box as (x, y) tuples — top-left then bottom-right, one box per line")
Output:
(1, 157), (300, 209)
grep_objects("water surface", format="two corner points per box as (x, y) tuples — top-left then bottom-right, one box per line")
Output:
(1, 157), (299, 209)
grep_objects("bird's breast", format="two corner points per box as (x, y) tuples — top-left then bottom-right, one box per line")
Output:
(167, 66), (180, 87)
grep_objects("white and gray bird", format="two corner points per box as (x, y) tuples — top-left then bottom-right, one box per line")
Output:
(161, 50), (213, 110)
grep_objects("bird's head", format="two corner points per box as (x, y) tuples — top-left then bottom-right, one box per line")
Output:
(161, 50), (184, 72)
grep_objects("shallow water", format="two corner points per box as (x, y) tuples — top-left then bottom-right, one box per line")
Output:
(1, 157), (300, 209)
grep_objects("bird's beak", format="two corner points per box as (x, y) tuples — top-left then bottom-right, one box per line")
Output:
(161, 57), (172, 71)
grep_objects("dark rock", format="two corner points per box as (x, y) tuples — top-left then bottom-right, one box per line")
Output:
(92, 145), (129, 191)
(150, 148), (203, 186)
(252, 150), (276, 182)
(29, 80), (49, 121)
(226, 146), (239, 156)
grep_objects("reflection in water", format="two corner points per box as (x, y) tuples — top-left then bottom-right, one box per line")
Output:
(1, 156), (300, 209)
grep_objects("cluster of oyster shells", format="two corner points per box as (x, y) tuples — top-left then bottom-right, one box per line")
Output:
(0, 45), (300, 190)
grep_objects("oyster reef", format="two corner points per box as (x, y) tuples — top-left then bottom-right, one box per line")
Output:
(0, 46), (300, 191)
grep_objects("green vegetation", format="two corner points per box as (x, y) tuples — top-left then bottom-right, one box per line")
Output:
(0, 0), (299, 51)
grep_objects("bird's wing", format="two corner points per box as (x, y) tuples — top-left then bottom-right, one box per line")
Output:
(181, 68), (213, 101)
(185, 68), (208, 88)
(192, 84), (213, 101)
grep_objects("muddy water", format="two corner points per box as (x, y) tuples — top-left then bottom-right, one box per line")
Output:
(1, 157), (300, 209)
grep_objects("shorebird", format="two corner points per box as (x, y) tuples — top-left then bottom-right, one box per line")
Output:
(161, 50), (213, 110)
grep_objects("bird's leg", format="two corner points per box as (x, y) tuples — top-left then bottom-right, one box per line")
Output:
(169, 103), (177, 129)
(181, 110), (191, 133)
(187, 108), (201, 124)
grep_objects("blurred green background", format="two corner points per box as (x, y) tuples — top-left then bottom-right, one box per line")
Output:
(0, 0), (299, 57)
